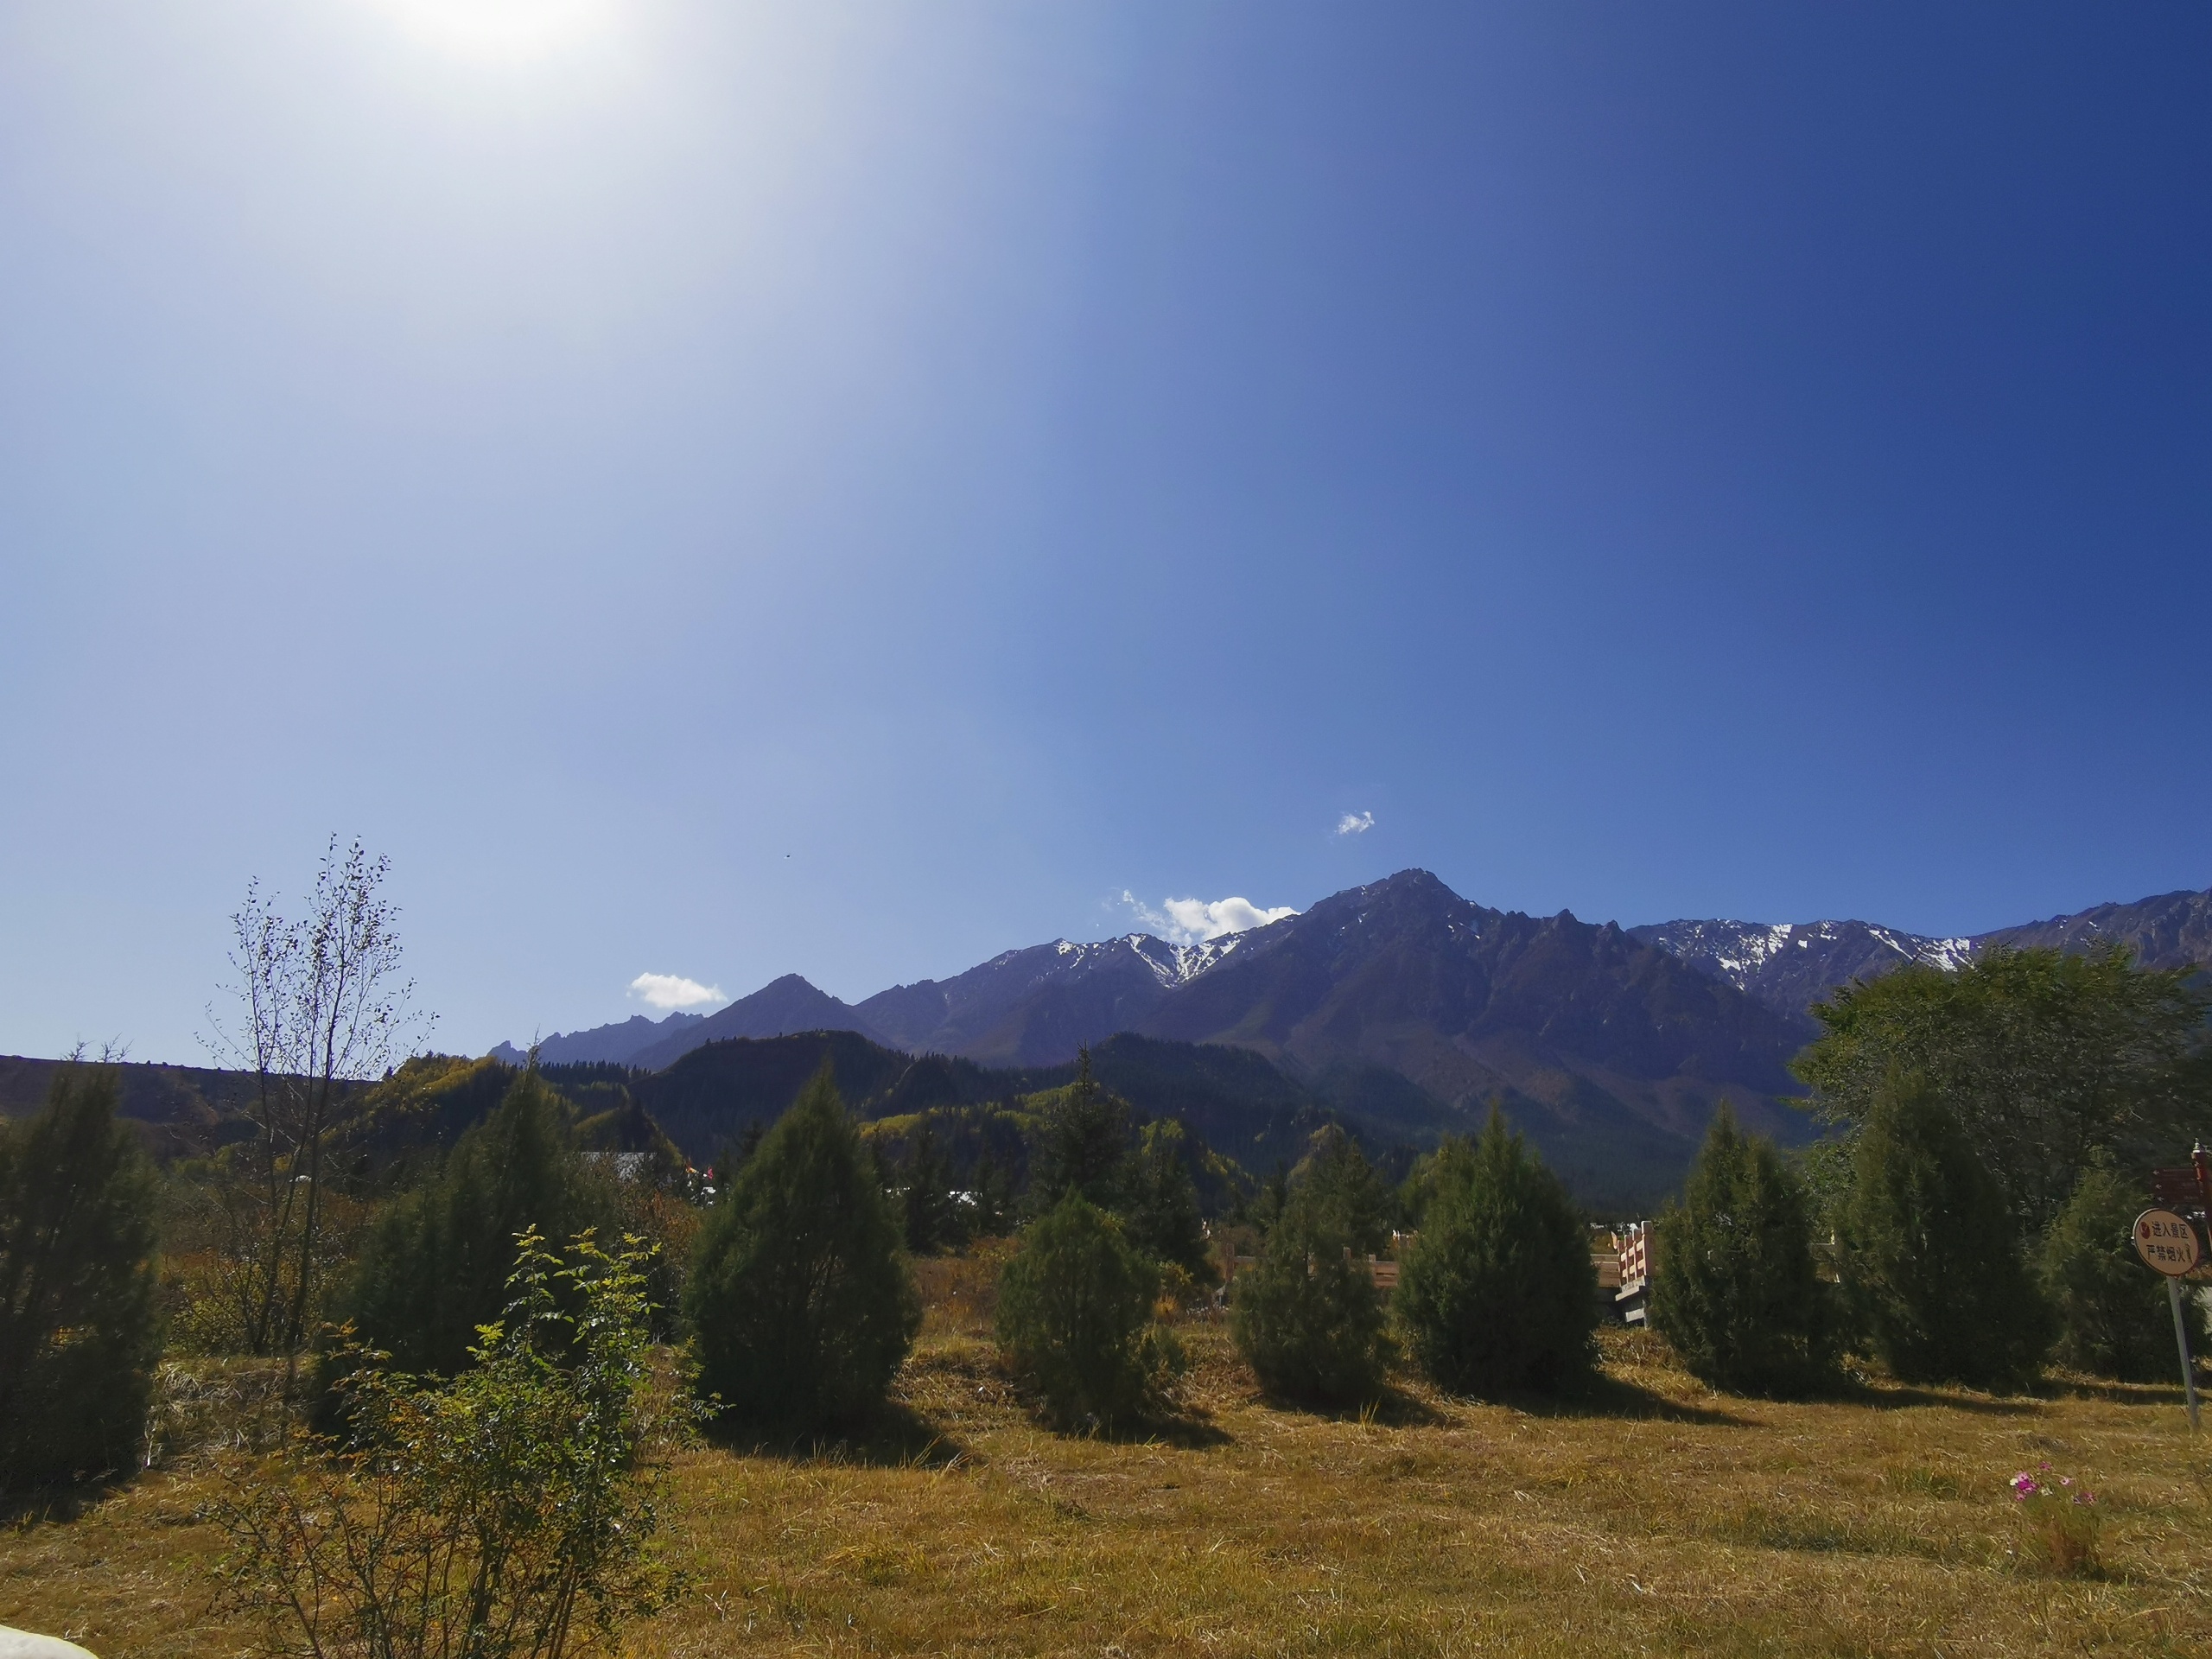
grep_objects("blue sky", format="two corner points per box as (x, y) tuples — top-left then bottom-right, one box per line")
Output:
(3, 2), (2206, 1062)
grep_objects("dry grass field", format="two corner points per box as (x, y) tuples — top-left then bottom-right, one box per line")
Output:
(8, 1249), (2212, 1657)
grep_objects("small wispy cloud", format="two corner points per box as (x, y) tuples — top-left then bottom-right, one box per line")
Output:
(1120, 891), (1299, 945)
(1336, 810), (1376, 836)
(629, 972), (726, 1010)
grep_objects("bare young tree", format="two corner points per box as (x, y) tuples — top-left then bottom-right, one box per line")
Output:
(203, 837), (433, 1360)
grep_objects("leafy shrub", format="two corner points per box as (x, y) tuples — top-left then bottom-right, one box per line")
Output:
(330, 1069), (615, 1386)
(1650, 1103), (1838, 1396)
(1230, 1134), (1390, 1403)
(215, 1230), (694, 1659)
(1840, 1071), (2049, 1390)
(995, 1193), (1183, 1427)
(684, 1067), (919, 1430)
(0, 1063), (162, 1490)
(2041, 1163), (2206, 1381)
(1394, 1111), (1595, 1397)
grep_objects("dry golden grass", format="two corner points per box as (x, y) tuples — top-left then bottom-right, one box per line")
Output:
(8, 1253), (2212, 1657)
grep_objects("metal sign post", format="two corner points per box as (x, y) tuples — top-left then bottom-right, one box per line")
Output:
(2170, 1279), (2203, 1433)
(2136, 1205), (2205, 1433)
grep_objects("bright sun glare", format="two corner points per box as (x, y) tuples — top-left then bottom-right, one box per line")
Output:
(371, 0), (617, 62)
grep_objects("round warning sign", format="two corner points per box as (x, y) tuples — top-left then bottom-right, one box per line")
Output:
(2133, 1209), (2202, 1276)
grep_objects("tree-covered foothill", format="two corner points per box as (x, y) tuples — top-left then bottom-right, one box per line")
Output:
(1231, 1129), (1391, 1403)
(685, 1067), (919, 1430)
(331, 1067), (616, 1385)
(1793, 946), (2211, 1236)
(1840, 1071), (2049, 1390)
(1395, 1111), (1596, 1397)
(1649, 1103), (1838, 1397)
(0, 1064), (162, 1491)
(2041, 1162), (2208, 1381)
(995, 1192), (1182, 1427)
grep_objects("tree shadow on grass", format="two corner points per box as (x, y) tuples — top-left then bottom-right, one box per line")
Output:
(2036, 1373), (2202, 1409)
(1248, 1382), (1451, 1430)
(704, 1398), (974, 1471)
(0, 1469), (135, 1528)
(1834, 1376), (2046, 1416)
(1491, 1367), (1755, 1427)
(1090, 1408), (1233, 1450)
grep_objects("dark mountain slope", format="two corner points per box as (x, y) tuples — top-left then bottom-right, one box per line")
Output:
(623, 1027), (1371, 1180)
(1002, 1033), (1370, 1174)
(1980, 887), (2212, 971)
(630, 1030), (917, 1160)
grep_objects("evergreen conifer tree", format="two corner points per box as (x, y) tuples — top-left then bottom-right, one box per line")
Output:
(2041, 1162), (2203, 1381)
(1121, 1119), (1211, 1280)
(1230, 1131), (1389, 1403)
(333, 1067), (614, 1382)
(1840, 1071), (2049, 1389)
(1649, 1103), (1838, 1395)
(1027, 1047), (1128, 1211)
(0, 1064), (161, 1490)
(995, 1192), (1178, 1427)
(1394, 1112), (1595, 1396)
(685, 1067), (919, 1429)
(899, 1118), (962, 1255)
(969, 1141), (1013, 1237)
(1294, 1126), (1393, 1253)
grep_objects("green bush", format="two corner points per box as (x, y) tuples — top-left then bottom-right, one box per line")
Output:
(216, 1230), (693, 1659)
(1840, 1071), (2049, 1390)
(1230, 1133), (1389, 1403)
(332, 1068), (615, 1384)
(995, 1193), (1182, 1427)
(1649, 1103), (1838, 1396)
(1395, 1111), (1595, 1397)
(2041, 1162), (2206, 1381)
(684, 1067), (919, 1430)
(0, 1064), (162, 1490)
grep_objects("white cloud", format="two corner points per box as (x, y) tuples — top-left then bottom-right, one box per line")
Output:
(1120, 891), (1298, 945)
(1336, 810), (1376, 836)
(628, 971), (726, 1010)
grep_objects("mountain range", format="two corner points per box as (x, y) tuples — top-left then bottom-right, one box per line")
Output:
(1630, 886), (2211, 1022)
(507, 874), (2209, 1071)
(490, 873), (2208, 1198)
